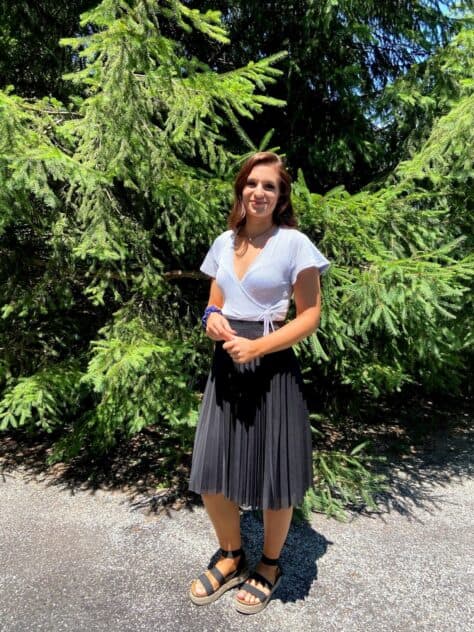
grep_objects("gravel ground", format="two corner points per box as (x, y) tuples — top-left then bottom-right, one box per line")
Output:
(1, 454), (473, 632)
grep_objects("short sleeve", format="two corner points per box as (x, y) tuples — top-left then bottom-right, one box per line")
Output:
(200, 244), (218, 278)
(199, 231), (230, 278)
(291, 233), (330, 284)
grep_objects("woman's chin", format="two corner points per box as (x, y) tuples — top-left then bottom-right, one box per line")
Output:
(247, 208), (273, 219)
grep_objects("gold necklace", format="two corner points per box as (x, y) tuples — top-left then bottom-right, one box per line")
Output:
(244, 225), (275, 243)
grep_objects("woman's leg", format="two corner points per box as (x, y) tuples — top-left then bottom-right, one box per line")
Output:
(191, 493), (242, 597)
(236, 506), (293, 605)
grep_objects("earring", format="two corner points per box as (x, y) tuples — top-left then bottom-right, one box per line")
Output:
(240, 203), (246, 219)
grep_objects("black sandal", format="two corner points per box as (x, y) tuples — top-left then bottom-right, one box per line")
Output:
(235, 553), (282, 614)
(189, 547), (249, 605)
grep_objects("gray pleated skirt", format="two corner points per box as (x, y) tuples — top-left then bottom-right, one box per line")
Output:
(188, 319), (313, 510)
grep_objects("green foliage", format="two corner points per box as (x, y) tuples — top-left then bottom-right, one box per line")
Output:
(293, 26), (474, 397)
(379, 25), (474, 165)
(0, 1), (288, 467)
(0, 1), (98, 100)
(45, 313), (202, 462)
(0, 363), (83, 432)
(84, 314), (200, 435)
(296, 440), (389, 522)
(185, 0), (470, 191)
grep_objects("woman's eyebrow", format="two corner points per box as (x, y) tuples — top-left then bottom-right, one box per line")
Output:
(246, 178), (277, 185)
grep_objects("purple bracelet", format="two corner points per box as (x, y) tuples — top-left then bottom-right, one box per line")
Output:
(201, 305), (222, 330)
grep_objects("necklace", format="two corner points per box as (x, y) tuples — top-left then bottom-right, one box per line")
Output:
(244, 224), (275, 243)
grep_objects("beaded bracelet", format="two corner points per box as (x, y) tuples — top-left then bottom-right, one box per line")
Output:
(201, 305), (222, 330)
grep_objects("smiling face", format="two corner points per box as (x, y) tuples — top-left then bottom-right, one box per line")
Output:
(228, 152), (296, 231)
(242, 163), (280, 222)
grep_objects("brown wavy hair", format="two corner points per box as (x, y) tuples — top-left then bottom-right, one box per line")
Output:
(227, 152), (297, 230)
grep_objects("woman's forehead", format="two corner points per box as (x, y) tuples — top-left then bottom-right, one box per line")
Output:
(247, 163), (280, 181)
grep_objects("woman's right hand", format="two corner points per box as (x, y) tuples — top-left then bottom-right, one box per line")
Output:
(206, 312), (237, 341)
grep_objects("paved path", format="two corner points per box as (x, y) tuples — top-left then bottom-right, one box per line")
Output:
(1, 459), (473, 632)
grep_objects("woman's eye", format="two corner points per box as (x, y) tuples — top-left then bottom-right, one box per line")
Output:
(245, 181), (276, 190)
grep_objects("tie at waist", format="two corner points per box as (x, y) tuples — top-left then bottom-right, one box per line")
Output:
(262, 310), (276, 337)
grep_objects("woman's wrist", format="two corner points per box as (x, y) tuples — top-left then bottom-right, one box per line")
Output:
(253, 312), (318, 356)
(201, 304), (222, 330)
(252, 338), (266, 358)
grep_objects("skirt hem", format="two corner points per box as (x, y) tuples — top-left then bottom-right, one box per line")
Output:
(188, 485), (311, 511)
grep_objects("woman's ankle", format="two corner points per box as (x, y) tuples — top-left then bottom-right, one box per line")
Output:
(219, 546), (243, 559)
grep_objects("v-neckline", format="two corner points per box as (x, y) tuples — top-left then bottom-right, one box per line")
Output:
(232, 226), (279, 284)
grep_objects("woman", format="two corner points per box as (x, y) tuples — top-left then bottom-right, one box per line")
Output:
(188, 151), (330, 614)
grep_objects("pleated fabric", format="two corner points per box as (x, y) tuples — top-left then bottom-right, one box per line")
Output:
(188, 320), (313, 510)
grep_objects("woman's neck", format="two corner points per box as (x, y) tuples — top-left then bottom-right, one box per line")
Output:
(244, 219), (275, 239)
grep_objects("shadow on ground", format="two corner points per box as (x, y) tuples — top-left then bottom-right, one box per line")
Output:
(1, 393), (472, 524)
(341, 393), (474, 521)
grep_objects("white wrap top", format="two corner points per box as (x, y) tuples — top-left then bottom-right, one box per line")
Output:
(200, 227), (330, 335)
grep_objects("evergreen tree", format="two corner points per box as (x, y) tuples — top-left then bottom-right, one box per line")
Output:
(296, 27), (474, 398)
(0, 1), (98, 100)
(184, 0), (471, 192)
(0, 0), (285, 457)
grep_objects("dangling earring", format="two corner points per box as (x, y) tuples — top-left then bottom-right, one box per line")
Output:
(240, 203), (246, 219)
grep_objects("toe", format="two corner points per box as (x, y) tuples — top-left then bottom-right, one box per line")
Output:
(192, 580), (204, 597)
(238, 588), (251, 604)
(192, 573), (216, 598)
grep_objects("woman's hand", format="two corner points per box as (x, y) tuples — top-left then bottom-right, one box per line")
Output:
(206, 312), (237, 341)
(223, 336), (259, 364)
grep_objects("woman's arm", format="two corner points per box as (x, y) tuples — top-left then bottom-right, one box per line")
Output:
(223, 267), (321, 363)
(204, 279), (237, 341)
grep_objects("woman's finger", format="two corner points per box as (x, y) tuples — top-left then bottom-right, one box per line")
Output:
(223, 337), (242, 350)
(217, 318), (237, 338)
(206, 314), (237, 341)
(222, 322), (237, 335)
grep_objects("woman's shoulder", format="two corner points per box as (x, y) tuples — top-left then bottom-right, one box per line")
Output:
(214, 229), (234, 243)
(279, 226), (331, 277)
(278, 226), (312, 246)
(210, 229), (234, 249)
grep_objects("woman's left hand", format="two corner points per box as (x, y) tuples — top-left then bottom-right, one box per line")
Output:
(222, 336), (260, 364)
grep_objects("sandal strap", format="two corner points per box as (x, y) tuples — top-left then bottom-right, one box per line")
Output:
(249, 571), (274, 591)
(197, 572), (214, 596)
(220, 547), (243, 559)
(208, 565), (225, 586)
(196, 559), (241, 597)
(261, 553), (279, 566)
(240, 582), (268, 602)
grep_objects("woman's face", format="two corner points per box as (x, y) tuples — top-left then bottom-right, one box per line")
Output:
(241, 163), (280, 221)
